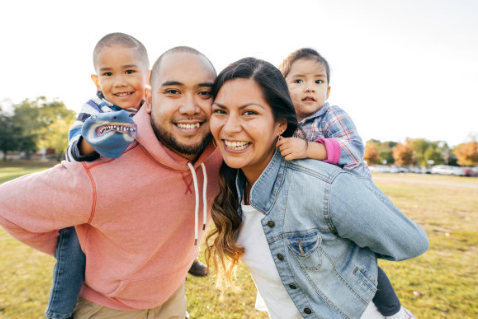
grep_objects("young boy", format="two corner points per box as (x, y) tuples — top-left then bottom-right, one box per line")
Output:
(46, 32), (150, 319)
(276, 48), (416, 319)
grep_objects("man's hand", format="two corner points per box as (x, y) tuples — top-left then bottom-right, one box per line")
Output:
(276, 137), (309, 161)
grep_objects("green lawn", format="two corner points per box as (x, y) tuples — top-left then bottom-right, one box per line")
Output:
(0, 166), (477, 318)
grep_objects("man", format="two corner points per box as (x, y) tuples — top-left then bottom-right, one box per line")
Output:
(0, 47), (221, 318)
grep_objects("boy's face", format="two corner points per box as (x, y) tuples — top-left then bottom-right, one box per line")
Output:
(146, 52), (216, 161)
(286, 58), (331, 122)
(91, 45), (149, 109)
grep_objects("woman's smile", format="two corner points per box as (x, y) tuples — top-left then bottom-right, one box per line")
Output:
(210, 78), (284, 184)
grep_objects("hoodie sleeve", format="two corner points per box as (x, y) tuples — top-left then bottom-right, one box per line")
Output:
(0, 161), (94, 255)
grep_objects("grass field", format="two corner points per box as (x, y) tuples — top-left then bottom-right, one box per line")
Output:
(0, 166), (477, 318)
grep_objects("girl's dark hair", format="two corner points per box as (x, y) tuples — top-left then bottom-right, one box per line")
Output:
(278, 48), (331, 84)
(206, 57), (299, 287)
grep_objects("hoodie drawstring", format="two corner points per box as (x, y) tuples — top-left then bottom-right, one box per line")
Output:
(187, 162), (208, 246)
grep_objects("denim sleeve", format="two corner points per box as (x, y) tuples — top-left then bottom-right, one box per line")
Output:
(328, 172), (429, 261)
(322, 108), (365, 171)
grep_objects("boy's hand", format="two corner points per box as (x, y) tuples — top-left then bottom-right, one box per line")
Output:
(276, 137), (309, 161)
(81, 110), (137, 158)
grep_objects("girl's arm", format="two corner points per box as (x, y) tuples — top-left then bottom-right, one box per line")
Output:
(320, 106), (365, 171)
(276, 137), (340, 163)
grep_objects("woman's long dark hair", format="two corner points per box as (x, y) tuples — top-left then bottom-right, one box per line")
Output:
(205, 57), (298, 287)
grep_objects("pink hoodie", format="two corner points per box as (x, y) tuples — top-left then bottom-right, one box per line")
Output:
(0, 107), (222, 310)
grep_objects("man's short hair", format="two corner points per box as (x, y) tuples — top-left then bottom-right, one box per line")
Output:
(93, 32), (149, 71)
(149, 46), (216, 88)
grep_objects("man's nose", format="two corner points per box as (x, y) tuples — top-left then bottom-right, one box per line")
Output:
(179, 94), (199, 114)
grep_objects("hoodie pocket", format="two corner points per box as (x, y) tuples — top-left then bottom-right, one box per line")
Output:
(287, 231), (322, 270)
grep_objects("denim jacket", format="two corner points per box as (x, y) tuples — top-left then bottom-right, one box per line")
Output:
(236, 150), (429, 319)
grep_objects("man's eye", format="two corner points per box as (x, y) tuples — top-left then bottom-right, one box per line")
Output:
(103, 72), (113, 76)
(199, 91), (213, 97)
(125, 70), (136, 74)
(166, 89), (180, 95)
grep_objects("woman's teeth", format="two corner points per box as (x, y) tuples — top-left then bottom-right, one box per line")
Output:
(225, 141), (250, 150)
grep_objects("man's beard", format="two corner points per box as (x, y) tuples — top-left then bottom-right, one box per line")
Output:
(151, 116), (212, 156)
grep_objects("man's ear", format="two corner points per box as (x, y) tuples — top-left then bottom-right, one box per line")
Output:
(145, 87), (152, 114)
(91, 74), (101, 90)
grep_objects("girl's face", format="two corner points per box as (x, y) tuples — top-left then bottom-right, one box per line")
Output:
(285, 58), (331, 121)
(210, 78), (285, 184)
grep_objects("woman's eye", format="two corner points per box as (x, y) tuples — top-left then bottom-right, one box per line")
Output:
(243, 110), (257, 116)
(294, 79), (303, 84)
(125, 70), (136, 74)
(212, 108), (226, 114)
(315, 79), (323, 84)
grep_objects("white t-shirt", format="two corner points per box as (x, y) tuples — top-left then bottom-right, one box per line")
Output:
(237, 204), (302, 319)
(237, 204), (386, 319)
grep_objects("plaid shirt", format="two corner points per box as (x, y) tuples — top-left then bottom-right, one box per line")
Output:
(294, 102), (371, 179)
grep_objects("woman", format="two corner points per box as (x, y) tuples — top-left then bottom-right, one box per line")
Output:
(206, 57), (429, 319)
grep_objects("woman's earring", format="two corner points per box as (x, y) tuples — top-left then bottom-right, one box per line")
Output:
(278, 129), (284, 140)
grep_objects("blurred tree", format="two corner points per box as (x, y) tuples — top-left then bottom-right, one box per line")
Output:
(364, 140), (379, 165)
(424, 141), (445, 166)
(454, 141), (478, 166)
(0, 112), (23, 160)
(379, 150), (394, 165)
(393, 140), (414, 166)
(11, 97), (76, 159)
(409, 138), (430, 166)
(12, 99), (42, 158)
(41, 117), (75, 160)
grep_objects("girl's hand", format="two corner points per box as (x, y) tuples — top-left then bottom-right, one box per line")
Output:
(276, 137), (308, 161)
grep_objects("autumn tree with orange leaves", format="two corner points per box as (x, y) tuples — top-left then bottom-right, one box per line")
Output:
(364, 140), (379, 165)
(454, 141), (478, 166)
(393, 140), (414, 166)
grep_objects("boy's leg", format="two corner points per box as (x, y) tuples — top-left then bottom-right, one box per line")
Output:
(46, 227), (86, 319)
(373, 266), (402, 317)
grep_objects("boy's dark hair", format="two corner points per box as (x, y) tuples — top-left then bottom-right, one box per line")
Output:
(278, 48), (331, 84)
(149, 46), (216, 88)
(93, 32), (149, 71)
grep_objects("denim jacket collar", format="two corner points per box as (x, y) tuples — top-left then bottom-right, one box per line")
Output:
(235, 149), (286, 215)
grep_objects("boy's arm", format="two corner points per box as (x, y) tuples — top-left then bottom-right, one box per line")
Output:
(66, 100), (102, 162)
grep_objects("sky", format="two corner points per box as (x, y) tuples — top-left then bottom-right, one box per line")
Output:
(1, 0), (477, 147)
